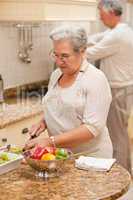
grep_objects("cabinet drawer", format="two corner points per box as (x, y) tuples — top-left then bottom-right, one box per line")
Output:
(0, 114), (46, 146)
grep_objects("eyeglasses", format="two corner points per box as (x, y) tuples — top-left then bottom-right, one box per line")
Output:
(49, 50), (75, 62)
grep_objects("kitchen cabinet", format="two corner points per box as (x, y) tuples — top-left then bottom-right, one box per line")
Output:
(43, 0), (97, 21)
(0, 114), (46, 146)
(0, 0), (44, 21)
(0, 0), (97, 21)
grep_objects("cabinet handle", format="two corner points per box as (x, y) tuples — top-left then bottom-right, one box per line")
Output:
(22, 128), (29, 134)
(2, 138), (7, 143)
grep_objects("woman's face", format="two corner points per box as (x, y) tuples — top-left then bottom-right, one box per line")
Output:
(52, 39), (84, 75)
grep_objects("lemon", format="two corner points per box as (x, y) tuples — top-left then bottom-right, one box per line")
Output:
(41, 153), (55, 161)
(0, 153), (10, 161)
(10, 147), (22, 154)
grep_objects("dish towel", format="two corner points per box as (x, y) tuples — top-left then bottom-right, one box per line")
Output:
(75, 156), (116, 171)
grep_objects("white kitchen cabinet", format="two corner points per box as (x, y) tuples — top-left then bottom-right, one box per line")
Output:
(0, 0), (97, 21)
(0, 114), (47, 146)
(0, 0), (44, 21)
(43, 0), (97, 21)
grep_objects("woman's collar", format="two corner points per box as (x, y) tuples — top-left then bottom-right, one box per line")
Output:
(52, 59), (89, 87)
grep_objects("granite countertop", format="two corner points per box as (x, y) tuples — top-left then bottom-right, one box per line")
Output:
(0, 101), (43, 129)
(0, 162), (131, 200)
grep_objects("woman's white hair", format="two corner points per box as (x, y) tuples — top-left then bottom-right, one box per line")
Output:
(49, 25), (87, 52)
(99, 0), (123, 16)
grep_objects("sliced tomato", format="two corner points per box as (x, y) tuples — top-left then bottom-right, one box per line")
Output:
(31, 146), (46, 160)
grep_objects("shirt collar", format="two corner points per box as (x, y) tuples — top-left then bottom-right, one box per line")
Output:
(53, 59), (89, 87)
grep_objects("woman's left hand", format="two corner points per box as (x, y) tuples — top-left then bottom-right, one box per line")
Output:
(24, 137), (51, 151)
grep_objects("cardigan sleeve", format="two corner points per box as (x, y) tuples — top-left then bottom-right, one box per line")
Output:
(82, 71), (112, 137)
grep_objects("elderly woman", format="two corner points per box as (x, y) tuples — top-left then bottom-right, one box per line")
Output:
(25, 25), (113, 158)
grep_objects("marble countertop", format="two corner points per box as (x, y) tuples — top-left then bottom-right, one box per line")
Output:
(0, 162), (131, 200)
(0, 101), (43, 129)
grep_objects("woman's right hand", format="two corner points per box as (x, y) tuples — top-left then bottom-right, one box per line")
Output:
(29, 119), (46, 139)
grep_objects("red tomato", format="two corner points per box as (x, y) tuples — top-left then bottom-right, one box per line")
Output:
(31, 146), (46, 160)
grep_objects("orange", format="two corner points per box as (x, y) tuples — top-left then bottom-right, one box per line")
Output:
(41, 153), (55, 161)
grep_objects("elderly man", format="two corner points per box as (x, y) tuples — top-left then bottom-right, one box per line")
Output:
(86, 0), (133, 174)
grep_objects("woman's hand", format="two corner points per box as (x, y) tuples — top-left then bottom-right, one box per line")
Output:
(29, 119), (46, 139)
(24, 137), (51, 151)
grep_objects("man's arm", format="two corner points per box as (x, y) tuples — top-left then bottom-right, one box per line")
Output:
(86, 32), (120, 61)
(87, 31), (107, 46)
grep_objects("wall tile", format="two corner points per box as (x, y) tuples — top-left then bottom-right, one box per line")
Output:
(0, 20), (98, 89)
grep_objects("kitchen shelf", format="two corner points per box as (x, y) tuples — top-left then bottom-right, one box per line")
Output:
(0, 0), (97, 21)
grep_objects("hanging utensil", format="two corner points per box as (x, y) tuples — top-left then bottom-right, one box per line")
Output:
(28, 25), (33, 50)
(17, 24), (32, 63)
(23, 26), (28, 60)
(18, 25), (24, 60)
(24, 26), (31, 63)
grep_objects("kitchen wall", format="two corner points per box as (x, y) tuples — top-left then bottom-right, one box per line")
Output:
(0, 0), (131, 89)
(0, 0), (98, 89)
(0, 20), (98, 89)
(0, 22), (52, 89)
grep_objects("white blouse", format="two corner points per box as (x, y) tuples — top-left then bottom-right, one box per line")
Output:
(43, 59), (113, 157)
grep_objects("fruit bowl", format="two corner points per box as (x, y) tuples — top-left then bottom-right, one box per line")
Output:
(24, 147), (73, 179)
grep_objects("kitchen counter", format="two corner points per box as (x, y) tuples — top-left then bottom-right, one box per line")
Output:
(0, 101), (43, 129)
(0, 162), (131, 200)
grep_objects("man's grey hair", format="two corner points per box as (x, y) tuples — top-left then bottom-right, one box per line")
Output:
(98, 0), (123, 16)
(49, 25), (87, 52)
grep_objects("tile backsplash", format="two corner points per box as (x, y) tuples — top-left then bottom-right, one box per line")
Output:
(0, 20), (98, 89)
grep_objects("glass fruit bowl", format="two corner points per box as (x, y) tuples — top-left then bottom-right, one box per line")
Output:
(24, 147), (73, 179)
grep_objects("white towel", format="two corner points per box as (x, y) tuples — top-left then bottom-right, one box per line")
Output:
(75, 156), (116, 171)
